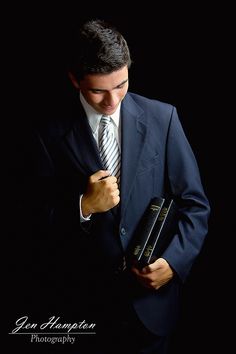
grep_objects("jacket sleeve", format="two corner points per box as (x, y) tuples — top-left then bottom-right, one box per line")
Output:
(162, 107), (210, 282)
(17, 129), (91, 238)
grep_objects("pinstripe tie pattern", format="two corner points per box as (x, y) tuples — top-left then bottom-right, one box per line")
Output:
(99, 116), (121, 183)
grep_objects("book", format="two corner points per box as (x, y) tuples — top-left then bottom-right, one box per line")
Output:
(128, 197), (165, 267)
(138, 198), (178, 268)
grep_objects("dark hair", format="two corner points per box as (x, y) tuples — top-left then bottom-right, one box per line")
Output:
(69, 19), (131, 81)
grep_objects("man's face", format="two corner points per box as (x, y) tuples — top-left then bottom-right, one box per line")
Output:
(77, 66), (129, 115)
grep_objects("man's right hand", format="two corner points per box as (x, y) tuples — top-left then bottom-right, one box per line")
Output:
(81, 170), (120, 217)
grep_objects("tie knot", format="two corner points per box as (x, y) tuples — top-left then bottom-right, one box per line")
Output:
(100, 115), (111, 126)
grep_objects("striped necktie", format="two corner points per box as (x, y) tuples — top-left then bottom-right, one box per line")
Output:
(99, 115), (121, 183)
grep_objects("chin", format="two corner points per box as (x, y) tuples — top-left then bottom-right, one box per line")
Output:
(103, 108), (116, 115)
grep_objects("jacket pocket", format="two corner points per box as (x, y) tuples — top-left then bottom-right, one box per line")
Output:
(137, 153), (159, 175)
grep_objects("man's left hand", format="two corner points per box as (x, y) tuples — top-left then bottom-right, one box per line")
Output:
(132, 258), (174, 290)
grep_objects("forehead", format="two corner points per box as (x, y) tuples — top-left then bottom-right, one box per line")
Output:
(81, 66), (128, 89)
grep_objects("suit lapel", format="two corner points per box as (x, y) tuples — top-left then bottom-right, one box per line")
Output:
(58, 92), (148, 221)
(62, 102), (103, 175)
(120, 94), (147, 218)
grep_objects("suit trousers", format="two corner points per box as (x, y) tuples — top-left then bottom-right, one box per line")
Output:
(93, 302), (170, 354)
(81, 272), (170, 354)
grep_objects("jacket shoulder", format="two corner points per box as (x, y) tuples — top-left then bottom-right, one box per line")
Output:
(126, 92), (175, 117)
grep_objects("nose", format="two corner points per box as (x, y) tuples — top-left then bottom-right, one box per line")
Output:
(103, 92), (118, 107)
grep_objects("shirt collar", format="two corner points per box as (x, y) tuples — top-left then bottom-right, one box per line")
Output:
(80, 92), (120, 134)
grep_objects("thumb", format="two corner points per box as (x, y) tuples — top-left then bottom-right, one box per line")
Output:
(92, 170), (111, 182)
(141, 258), (163, 273)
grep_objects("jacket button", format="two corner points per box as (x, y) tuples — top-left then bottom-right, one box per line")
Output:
(120, 227), (126, 236)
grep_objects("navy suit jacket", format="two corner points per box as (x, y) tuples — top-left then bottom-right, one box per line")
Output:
(26, 90), (210, 336)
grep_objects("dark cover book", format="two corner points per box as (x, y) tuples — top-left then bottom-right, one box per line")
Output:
(128, 197), (165, 266)
(138, 198), (178, 268)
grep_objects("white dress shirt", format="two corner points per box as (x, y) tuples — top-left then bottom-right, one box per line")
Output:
(80, 92), (121, 147)
(79, 92), (121, 221)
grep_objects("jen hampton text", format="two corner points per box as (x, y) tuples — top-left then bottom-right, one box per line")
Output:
(11, 316), (96, 334)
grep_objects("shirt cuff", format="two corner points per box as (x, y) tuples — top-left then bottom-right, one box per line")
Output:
(79, 194), (92, 222)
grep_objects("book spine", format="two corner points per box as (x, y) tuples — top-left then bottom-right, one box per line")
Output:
(131, 197), (165, 264)
(139, 199), (176, 267)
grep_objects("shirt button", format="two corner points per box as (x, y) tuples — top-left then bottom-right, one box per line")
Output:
(120, 227), (126, 236)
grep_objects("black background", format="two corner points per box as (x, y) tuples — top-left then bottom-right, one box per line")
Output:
(6, 2), (234, 353)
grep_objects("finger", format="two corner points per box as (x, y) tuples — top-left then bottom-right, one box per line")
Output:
(132, 266), (146, 277)
(141, 265), (156, 274)
(143, 259), (163, 273)
(110, 189), (119, 198)
(104, 175), (117, 184)
(112, 184), (120, 193)
(131, 266), (140, 275)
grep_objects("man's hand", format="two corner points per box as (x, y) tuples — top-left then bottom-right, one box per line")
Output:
(81, 170), (120, 216)
(132, 258), (174, 290)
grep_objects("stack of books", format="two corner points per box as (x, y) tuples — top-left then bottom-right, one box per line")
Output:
(128, 196), (178, 269)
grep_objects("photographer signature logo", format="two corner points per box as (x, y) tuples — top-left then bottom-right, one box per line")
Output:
(9, 315), (96, 345)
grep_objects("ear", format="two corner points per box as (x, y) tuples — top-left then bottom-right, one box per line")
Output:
(68, 71), (80, 89)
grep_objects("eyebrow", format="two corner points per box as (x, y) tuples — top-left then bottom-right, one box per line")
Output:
(89, 78), (128, 92)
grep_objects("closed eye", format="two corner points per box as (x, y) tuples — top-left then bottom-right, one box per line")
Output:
(90, 89), (104, 94)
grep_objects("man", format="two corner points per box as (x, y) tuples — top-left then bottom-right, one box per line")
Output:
(18, 19), (210, 354)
